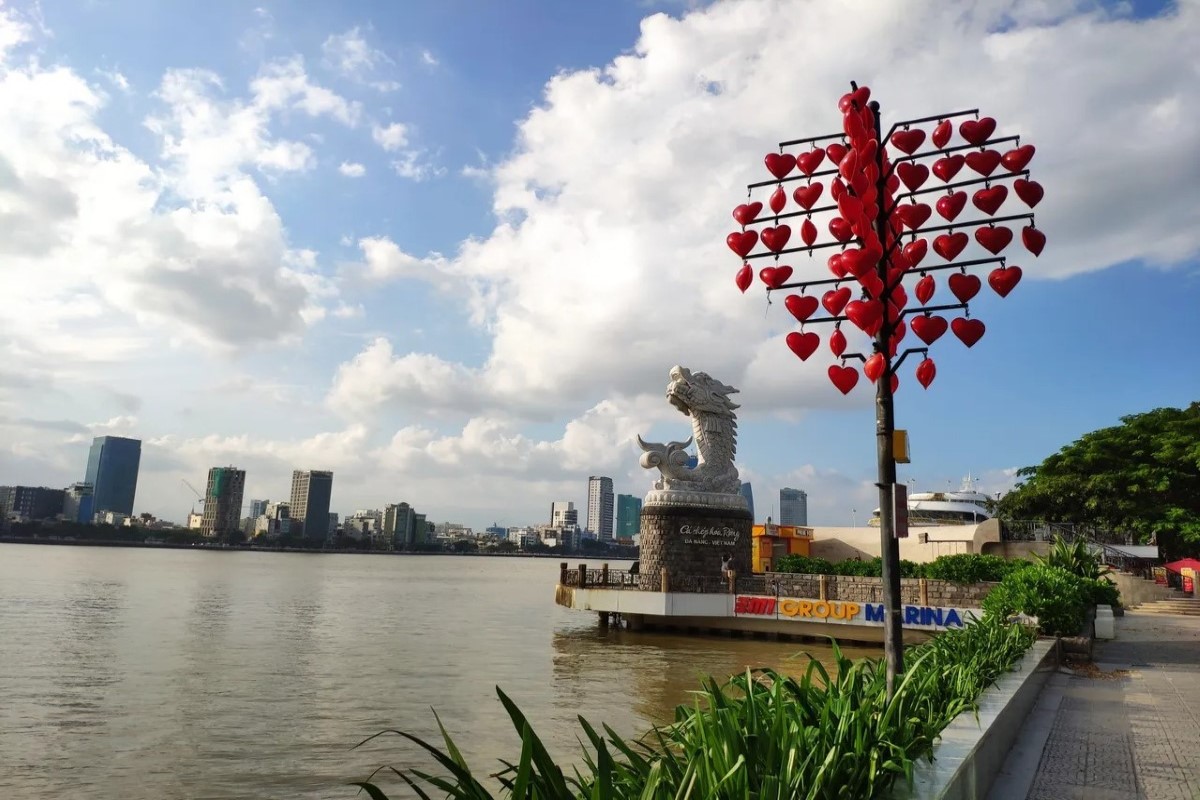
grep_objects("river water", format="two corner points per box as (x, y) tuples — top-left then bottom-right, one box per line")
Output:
(0, 544), (877, 799)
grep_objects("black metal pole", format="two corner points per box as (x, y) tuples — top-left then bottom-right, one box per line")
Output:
(869, 98), (905, 700)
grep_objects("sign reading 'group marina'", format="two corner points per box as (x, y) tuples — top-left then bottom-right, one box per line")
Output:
(734, 595), (978, 632)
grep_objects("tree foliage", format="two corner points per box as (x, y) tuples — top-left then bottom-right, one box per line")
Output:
(997, 403), (1200, 545)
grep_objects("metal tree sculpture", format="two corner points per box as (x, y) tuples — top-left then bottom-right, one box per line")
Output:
(728, 81), (1045, 698)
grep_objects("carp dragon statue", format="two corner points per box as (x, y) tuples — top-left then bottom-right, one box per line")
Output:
(637, 366), (742, 497)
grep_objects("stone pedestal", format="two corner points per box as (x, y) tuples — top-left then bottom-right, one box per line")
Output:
(637, 490), (752, 591)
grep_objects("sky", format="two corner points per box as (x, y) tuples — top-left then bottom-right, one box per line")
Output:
(0, 0), (1197, 530)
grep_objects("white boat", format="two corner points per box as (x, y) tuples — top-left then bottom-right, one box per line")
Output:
(870, 475), (993, 527)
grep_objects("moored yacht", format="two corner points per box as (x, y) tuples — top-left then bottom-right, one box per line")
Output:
(870, 474), (993, 527)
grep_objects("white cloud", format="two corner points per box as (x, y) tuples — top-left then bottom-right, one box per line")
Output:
(97, 68), (131, 93)
(338, 160), (366, 177)
(250, 57), (361, 127)
(420, 48), (439, 68)
(0, 3), (31, 59)
(371, 121), (408, 151)
(389, 150), (443, 181)
(322, 26), (391, 77)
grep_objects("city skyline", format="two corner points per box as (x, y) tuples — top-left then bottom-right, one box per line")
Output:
(0, 1), (1195, 533)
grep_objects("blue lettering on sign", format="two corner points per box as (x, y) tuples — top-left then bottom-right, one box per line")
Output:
(864, 603), (885, 623)
(905, 606), (920, 624)
(919, 607), (945, 626)
(944, 609), (963, 628)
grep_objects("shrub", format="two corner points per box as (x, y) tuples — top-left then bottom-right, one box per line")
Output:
(982, 564), (1087, 635)
(1082, 577), (1120, 608)
(1035, 536), (1112, 581)
(774, 554), (834, 575)
(922, 553), (1021, 583)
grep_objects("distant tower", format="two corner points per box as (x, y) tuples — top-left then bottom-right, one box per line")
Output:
(290, 470), (333, 541)
(587, 476), (614, 540)
(84, 436), (141, 516)
(615, 494), (642, 538)
(779, 487), (808, 526)
(739, 482), (755, 521)
(201, 467), (246, 537)
(551, 501), (578, 529)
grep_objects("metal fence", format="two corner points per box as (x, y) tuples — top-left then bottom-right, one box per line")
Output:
(1000, 519), (1136, 546)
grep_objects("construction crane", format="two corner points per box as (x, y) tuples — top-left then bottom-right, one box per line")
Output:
(181, 479), (205, 515)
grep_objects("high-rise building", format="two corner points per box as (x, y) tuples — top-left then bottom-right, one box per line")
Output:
(740, 482), (755, 521)
(384, 502), (416, 549)
(550, 501), (578, 529)
(201, 466), (246, 537)
(248, 498), (269, 520)
(84, 436), (141, 516)
(615, 494), (642, 539)
(0, 486), (65, 521)
(779, 487), (809, 526)
(290, 470), (333, 541)
(63, 482), (94, 524)
(587, 476), (614, 541)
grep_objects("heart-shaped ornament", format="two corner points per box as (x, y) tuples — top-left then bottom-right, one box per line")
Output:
(903, 239), (929, 269)
(822, 286), (852, 316)
(845, 299), (883, 334)
(840, 247), (871, 278)
(761, 225), (792, 253)
(797, 149), (826, 175)
(890, 373), (899, 394)
(1022, 226), (1046, 256)
(764, 152), (796, 179)
(965, 149), (1002, 176)
(786, 331), (820, 361)
(825, 142), (849, 165)
(890, 129), (926, 155)
(1014, 179), (1043, 208)
(800, 218), (817, 246)
(959, 117), (997, 145)
(914, 274), (936, 304)
(936, 191), (968, 221)
(951, 317), (986, 347)
(931, 119), (953, 148)
(828, 364), (859, 395)
(988, 266), (1022, 297)
(828, 217), (854, 243)
(837, 194), (863, 224)
(758, 265), (793, 289)
(910, 314), (948, 345)
(897, 162), (930, 192)
(948, 272), (982, 303)
(933, 232), (969, 261)
(733, 202), (763, 226)
(784, 293), (819, 321)
(972, 185), (1008, 216)
(829, 327), (847, 356)
(1001, 144), (1035, 172)
(727, 230), (758, 257)
(915, 358), (936, 389)
(975, 225), (1013, 255)
(896, 202), (932, 231)
(827, 253), (847, 278)
(864, 352), (887, 383)
(793, 183), (823, 210)
(859, 272), (885, 300)
(735, 264), (753, 293)
(931, 155), (965, 182)
(769, 186), (787, 214)
(830, 177), (846, 201)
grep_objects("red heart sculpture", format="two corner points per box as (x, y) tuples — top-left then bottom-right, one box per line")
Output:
(828, 364), (859, 395)
(797, 149), (826, 175)
(800, 218), (817, 246)
(822, 286), (852, 316)
(860, 272), (884, 299)
(890, 129), (926, 155)
(830, 177), (846, 201)
(988, 266), (1022, 297)
(897, 162), (929, 192)
(959, 117), (997, 145)
(890, 373), (899, 394)
(761, 225), (792, 253)
(838, 148), (859, 180)
(829, 327), (847, 356)
(896, 203), (932, 231)
(759, 265), (793, 289)
(965, 149), (1002, 176)
(1001, 144), (1035, 172)
(1014, 179), (1043, 208)
(915, 358), (936, 389)
(765, 152), (796, 179)
(932, 119), (952, 148)
(841, 247), (871, 278)
(951, 317), (986, 347)
(972, 185), (1008, 216)
(914, 274), (936, 304)
(733, 202), (763, 226)
(933, 232), (969, 261)
(975, 225), (1013, 254)
(857, 138), (878, 164)
(864, 352), (887, 383)
(931, 155), (965, 182)
(837, 194), (863, 223)
(936, 191), (967, 221)
(828, 217), (854, 243)
(769, 186), (787, 214)
(948, 272), (982, 303)
(845, 299), (883, 334)
(1022, 226), (1046, 256)
(786, 331), (820, 361)
(785, 293), (819, 321)
(793, 183), (823, 210)
(735, 264), (753, 293)
(826, 142), (848, 165)
(910, 314), (948, 345)
(886, 173), (900, 195)
(903, 239), (929, 269)
(827, 253), (847, 278)
(727, 230), (758, 257)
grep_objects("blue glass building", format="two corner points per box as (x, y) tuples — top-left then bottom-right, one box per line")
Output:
(739, 482), (755, 521)
(84, 436), (142, 517)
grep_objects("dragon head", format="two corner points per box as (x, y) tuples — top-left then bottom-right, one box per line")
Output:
(666, 365), (739, 419)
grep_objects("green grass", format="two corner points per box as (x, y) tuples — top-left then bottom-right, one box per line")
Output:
(351, 615), (1035, 799)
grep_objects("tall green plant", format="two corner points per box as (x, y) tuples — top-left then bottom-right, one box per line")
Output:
(982, 564), (1087, 635)
(1034, 535), (1111, 580)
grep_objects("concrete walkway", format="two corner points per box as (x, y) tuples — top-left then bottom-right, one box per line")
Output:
(988, 611), (1200, 800)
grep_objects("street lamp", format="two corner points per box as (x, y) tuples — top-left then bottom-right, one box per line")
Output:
(729, 81), (1046, 699)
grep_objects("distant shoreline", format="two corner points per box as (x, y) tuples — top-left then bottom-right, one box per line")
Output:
(0, 536), (635, 560)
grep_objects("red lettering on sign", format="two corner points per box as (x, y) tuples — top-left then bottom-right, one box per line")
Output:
(735, 596), (776, 616)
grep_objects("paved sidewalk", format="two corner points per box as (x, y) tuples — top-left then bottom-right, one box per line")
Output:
(988, 611), (1200, 800)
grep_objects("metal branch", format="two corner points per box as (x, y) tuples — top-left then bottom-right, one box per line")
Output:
(744, 239), (859, 260)
(747, 165), (839, 191)
(887, 136), (1020, 169)
(743, 203), (838, 227)
(883, 109), (979, 143)
(778, 130), (848, 148)
(902, 302), (967, 317)
(840, 352), (868, 363)
(900, 212), (1035, 238)
(774, 275), (856, 291)
(892, 347), (929, 371)
(893, 170), (1031, 203)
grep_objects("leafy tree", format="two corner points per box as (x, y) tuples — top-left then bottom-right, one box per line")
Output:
(997, 403), (1200, 545)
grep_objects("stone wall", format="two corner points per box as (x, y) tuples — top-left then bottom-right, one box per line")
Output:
(757, 573), (997, 606)
(638, 503), (752, 591)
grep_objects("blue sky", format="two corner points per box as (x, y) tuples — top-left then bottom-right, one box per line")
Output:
(0, 0), (1196, 529)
